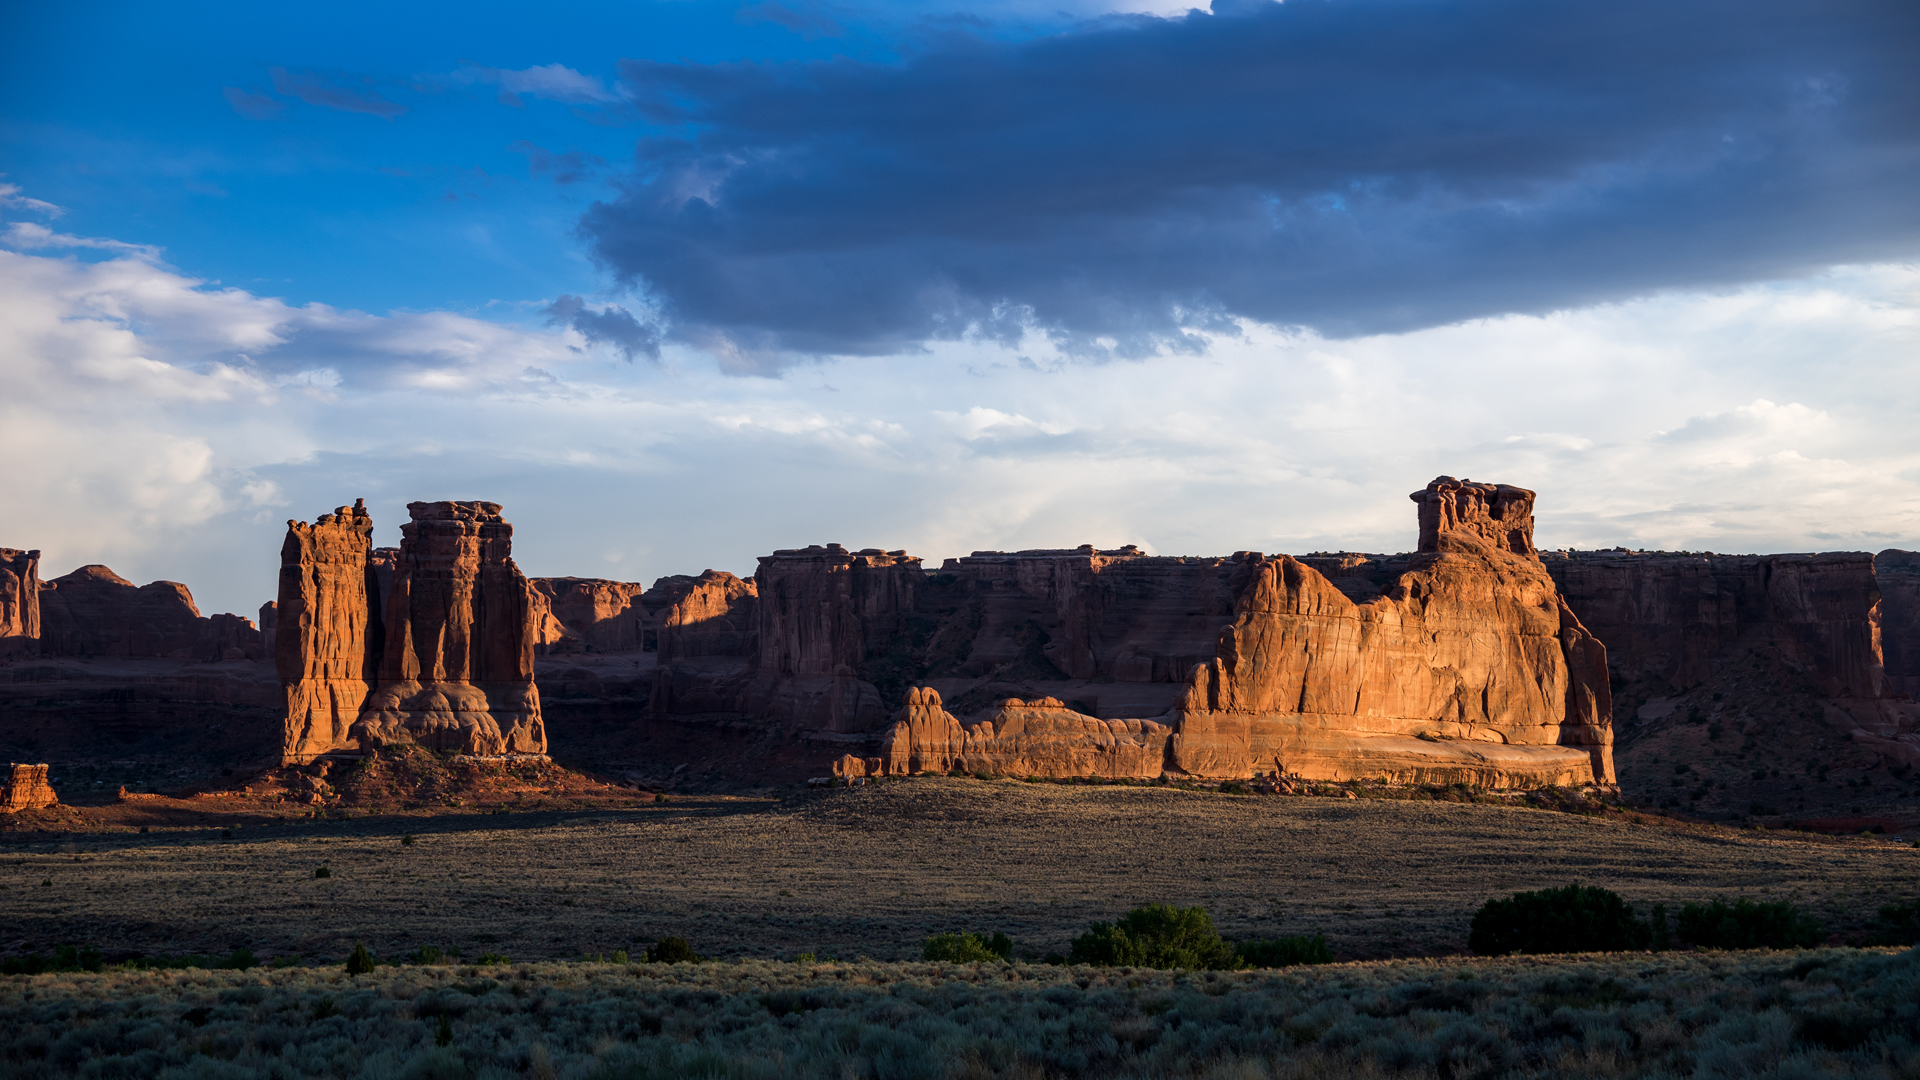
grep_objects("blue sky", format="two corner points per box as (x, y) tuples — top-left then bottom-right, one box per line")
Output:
(3, 0), (1918, 616)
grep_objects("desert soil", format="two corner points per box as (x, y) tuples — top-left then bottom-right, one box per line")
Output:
(2, 778), (1914, 966)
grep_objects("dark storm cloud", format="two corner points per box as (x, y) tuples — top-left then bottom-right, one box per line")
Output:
(581, 0), (1920, 364)
(545, 295), (662, 361)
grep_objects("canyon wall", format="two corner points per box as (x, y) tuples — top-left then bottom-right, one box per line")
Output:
(0, 549), (38, 657)
(1873, 550), (1920, 699)
(1542, 550), (1888, 698)
(741, 546), (922, 732)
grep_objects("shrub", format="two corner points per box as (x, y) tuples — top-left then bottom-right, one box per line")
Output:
(1070, 904), (1241, 970)
(647, 937), (697, 964)
(401, 834), (416, 846)
(1238, 934), (1333, 967)
(1469, 885), (1651, 956)
(408, 945), (446, 965)
(315, 867), (331, 879)
(923, 932), (1013, 963)
(227, 947), (257, 970)
(345, 941), (376, 975)
(611, 949), (629, 964)
(1870, 900), (1920, 946)
(1678, 899), (1823, 949)
(475, 952), (510, 966)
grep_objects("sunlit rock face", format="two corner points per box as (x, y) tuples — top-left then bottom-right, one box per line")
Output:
(276, 499), (544, 762)
(0, 763), (56, 812)
(869, 477), (1615, 788)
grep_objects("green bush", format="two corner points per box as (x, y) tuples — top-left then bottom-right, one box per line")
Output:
(647, 937), (697, 964)
(1870, 900), (1920, 946)
(1238, 934), (1333, 967)
(475, 952), (510, 966)
(407, 945), (447, 965)
(1677, 899), (1823, 949)
(923, 932), (1013, 963)
(1469, 884), (1651, 956)
(1070, 904), (1241, 970)
(345, 941), (376, 975)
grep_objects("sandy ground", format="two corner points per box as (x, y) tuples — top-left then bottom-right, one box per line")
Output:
(2, 778), (1914, 966)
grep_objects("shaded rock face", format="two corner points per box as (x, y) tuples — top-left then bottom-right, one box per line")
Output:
(30, 564), (262, 662)
(276, 499), (544, 762)
(1543, 551), (1887, 699)
(277, 501), (382, 764)
(871, 478), (1612, 787)
(0, 763), (56, 812)
(358, 501), (544, 756)
(529, 571), (757, 660)
(743, 546), (921, 732)
(0, 549), (38, 657)
(1874, 550), (1920, 699)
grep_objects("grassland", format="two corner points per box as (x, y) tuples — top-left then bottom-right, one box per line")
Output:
(3, 947), (1917, 1079)
(2, 779), (1914, 966)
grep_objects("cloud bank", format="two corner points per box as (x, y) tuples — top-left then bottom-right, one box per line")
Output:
(583, 0), (1920, 366)
(3, 211), (1917, 617)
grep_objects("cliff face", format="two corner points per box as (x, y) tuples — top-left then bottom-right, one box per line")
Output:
(277, 501), (382, 764)
(530, 578), (650, 654)
(743, 546), (922, 732)
(867, 478), (1613, 787)
(1875, 550), (1920, 699)
(0, 549), (38, 657)
(357, 501), (544, 755)
(1544, 550), (1887, 698)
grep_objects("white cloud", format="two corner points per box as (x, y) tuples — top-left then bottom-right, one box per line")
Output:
(1, 215), (1916, 617)
(0, 182), (64, 217)
(455, 63), (623, 106)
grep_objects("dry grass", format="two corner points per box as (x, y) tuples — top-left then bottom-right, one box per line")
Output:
(2, 779), (1914, 965)
(2, 947), (1916, 1078)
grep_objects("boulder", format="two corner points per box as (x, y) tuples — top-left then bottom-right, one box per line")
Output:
(0, 549), (38, 657)
(0, 763), (56, 812)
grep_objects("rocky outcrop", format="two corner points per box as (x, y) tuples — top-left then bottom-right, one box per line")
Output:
(530, 578), (651, 654)
(357, 501), (545, 755)
(1543, 550), (1887, 698)
(872, 478), (1613, 787)
(0, 549), (38, 657)
(0, 763), (56, 812)
(27, 563), (262, 662)
(1875, 550), (1920, 698)
(277, 501), (382, 764)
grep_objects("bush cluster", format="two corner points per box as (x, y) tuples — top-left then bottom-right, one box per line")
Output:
(646, 937), (697, 964)
(922, 932), (1012, 963)
(1470, 884), (1831, 955)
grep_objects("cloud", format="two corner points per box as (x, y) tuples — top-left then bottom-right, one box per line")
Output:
(2, 220), (161, 258)
(221, 86), (286, 121)
(0, 182), (63, 217)
(458, 63), (622, 107)
(508, 141), (606, 184)
(586, 0), (1920, 363)
(545, 295), (662, 361)
(269, 67), (407, 119)
(737, 1), (846, 40)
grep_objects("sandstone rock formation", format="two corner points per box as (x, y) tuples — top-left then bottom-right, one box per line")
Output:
(357, 501), (544, 755)
(277, 500), (382, 764)
(0, 549), (38, 657)
(0, 763), (56, 812)
(276, 499), (545, 762)
(859, 478), (1613, 787)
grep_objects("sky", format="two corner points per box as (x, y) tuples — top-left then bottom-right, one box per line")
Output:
(2, 0), (1918, 618)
